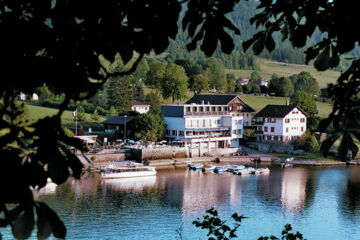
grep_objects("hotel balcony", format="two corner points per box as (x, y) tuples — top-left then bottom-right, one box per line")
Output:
(185, 111), (230, 116)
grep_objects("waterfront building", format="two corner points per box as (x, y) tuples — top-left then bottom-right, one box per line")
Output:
(161, 94), (255, 151)
(102, 115), (135, 134)
(254, 105), (308, 143)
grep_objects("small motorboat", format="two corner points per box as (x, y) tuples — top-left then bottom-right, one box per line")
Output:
(214, 166), (229, 173)
(202, 165), (216, 172)
(235, 168), (252, 175)
(190, 163), (203, 170)
(258, 168), (270, 174)
(227, 165), (245, 172)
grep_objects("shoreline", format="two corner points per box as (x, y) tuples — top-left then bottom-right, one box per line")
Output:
(90, 156), (360, 170)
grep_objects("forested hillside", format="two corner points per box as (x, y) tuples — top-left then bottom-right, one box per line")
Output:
(166, 0), (356, 70)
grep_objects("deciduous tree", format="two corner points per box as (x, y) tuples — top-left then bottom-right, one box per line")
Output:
(161, 63), (188, 103)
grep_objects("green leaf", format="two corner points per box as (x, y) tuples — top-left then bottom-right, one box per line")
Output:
(12, 208), (34, 240)
(314, 45), (330, 71)
(67, 152), (84, 179)
(219, 32), (235, 54)
(36, 202), (66, 239)
(253, 34), (266, 55)
(47, 150), (69, 185)
(265, 34), (275, 52)
(35, 204), (52, 240)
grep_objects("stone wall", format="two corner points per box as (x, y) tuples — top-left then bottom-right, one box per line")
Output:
(132, 147), (188, 161)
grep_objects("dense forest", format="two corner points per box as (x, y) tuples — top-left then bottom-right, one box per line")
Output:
(166, 0), (357, 71)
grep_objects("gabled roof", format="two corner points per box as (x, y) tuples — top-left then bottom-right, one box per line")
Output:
(102, 115), (135, 125)
(185, 94), (255, 112)
(185, 94), (237, 105)
(254, 105), (309, 118)
(131, 99), (149, 106)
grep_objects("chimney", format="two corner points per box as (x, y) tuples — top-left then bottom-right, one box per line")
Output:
(201, 100), (205, 105)
(285, 99), (289, 106)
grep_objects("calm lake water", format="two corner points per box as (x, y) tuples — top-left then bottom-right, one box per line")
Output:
(3, 164), (360, 239)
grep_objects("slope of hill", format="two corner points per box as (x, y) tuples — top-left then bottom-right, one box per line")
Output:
(226, 58), (340, 88)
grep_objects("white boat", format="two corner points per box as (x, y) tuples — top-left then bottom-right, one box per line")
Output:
(258, 168), (270, 174)
(101, 163), (156, 179)
(202, 165), (216, 172)
(227, 165), (245, 172)
(189, 163), (203, 170)
(235, 168), (252, 175)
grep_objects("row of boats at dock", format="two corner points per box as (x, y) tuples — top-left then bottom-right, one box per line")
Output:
(188, 163), (270, 175)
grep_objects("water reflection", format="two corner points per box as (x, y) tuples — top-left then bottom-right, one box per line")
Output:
(102, 176), (157, 192)
(340, 167), (360, 220)
(281, 168), (308, 214)
(17, 165), (358, 240)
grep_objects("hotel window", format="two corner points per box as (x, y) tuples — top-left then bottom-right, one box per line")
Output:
(264, 127), (268, 132)
(212, 106), (216, 111)
(206, 106), (210, 111)
(192, 107), (197, 112)
(172, 130), (177, 136)
(218, 106), (222, 111)
(233, 130), (236, 134)
(200, 107), (204, 112)
(271, 118), (276, 123)
(179, 131), (184, 136)
(224, 107), (228, 111)
(271, 127), (274, 132)
(186, 107), (191, 112)
(285, 119), (290, 123)
(300, 118), (305, 123)
(203, 119), (206, 127)
(301, 127), (304, 132)
(286, 127), (288, 133)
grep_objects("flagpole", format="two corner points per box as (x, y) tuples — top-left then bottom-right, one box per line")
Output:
(75, 108), (77, 136)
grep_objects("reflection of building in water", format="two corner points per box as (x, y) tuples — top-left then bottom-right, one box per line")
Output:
(341, 167), (360, 218)
(281, 168), (308, 214)
(102, 176), (156, 193)
(182, 170), (237, 215)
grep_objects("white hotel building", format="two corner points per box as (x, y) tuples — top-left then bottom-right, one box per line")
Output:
(254, 105), (308, 143)
(161, 95), (255, 150)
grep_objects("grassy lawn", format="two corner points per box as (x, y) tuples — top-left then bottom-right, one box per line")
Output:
(27, 103), (106, 132)
(225, 57), (340, 88)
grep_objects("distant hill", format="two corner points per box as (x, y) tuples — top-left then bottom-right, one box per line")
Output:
(167, 0), (358, 70)
(226, 57), (340, 88)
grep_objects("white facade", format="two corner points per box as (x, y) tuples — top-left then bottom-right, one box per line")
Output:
(131, 105), (150, 114)
(257, 107), (307, 143)
(163, 105), (244, 149)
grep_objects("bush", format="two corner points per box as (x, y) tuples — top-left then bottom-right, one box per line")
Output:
(304, 135), (319, 152)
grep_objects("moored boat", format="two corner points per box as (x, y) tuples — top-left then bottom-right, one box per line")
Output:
(189, 163), (204, 170)
(202, 165), (216, 172)
(101, 163), (156, 179)
(214, 165), (229, 173)
(235, 168), (252, 175)
(227, 165), (246, 172)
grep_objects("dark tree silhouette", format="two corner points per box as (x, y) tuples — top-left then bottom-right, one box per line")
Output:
(0, 1), (241, 239)
(1, 0), (359, 239)
(243, 0), (360, 161)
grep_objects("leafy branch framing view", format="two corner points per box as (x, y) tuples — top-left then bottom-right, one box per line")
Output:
(0, 0), (359, 239)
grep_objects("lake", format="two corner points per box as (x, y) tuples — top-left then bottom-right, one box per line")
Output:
(2, 165), (360, 239)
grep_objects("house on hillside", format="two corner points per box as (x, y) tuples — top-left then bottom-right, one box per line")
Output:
(102, 115), (135, 136)
(131, 99), (150, 114)
(254, 105), (308, 143)
(238, 77), (249, 85)
(161, 94), (255, 150)
(259, 77), (268, 87)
